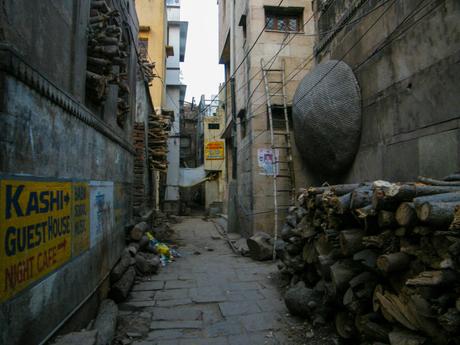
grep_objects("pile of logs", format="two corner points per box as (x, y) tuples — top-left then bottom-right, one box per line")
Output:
(140, 56), (156, 85)
(148, 110), (173, 172)
(86, 0), (130, 126)
(278, 175), (460, 345)
(109, 222), (161, 303)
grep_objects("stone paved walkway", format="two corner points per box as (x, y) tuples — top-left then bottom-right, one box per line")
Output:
(118, 217), (300, 345)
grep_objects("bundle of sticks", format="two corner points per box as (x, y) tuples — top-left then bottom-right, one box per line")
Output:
(147, 110), (173, 172)
(86, 0), (130, 126)
(278, 174), (460, 345)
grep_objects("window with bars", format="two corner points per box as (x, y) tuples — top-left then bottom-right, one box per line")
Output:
(265, 7), (303, 32)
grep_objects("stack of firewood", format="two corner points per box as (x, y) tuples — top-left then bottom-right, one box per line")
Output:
(278, 174), (460, 345)
(109, 222), (161, 303)
(148, 110), (173, 172)
(86, 0), (130, 126)
(140, 57), (156, 85)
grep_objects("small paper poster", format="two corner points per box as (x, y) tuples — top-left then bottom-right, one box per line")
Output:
(258, 148), (279, 176)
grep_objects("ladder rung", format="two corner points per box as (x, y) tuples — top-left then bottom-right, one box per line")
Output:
(263, 68), (283, 72)
(268, 81), (283, 84)
(275, 174), (291, 178)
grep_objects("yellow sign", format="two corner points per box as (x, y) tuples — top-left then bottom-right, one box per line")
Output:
(72, 183), (90, 257)
(0, 180), (72, 302)
(205, 141), (225, 160)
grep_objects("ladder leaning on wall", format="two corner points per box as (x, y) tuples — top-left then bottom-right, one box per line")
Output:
(260, 58), (296, 260)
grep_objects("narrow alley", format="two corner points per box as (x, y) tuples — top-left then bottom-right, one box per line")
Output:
(114, 217), (313, 345)
(1, 0), (460, 344)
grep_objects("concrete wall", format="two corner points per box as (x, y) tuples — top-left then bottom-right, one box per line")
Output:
(0, 0), (138, 343)
(203, 113), (226, 210)
(219, 0), (316, 236)
(311, 0), (460, 183)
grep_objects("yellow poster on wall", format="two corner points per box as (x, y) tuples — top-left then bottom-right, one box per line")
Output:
(205, 141), (225, 160)
(0, 180), (72, 302)
(72, 183), (90, 257)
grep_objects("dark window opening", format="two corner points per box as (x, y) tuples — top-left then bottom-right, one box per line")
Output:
(239, 14), (247, 42)
(267, 105), (293, 130)
(208, 123), (220, 130)
(264, 7), (303, 32)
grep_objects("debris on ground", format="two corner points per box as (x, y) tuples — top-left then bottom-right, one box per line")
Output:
(277, 175), (460, 344)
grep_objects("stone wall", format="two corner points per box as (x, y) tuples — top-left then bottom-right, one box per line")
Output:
(310, 0), (460, 183)
(0, 0), (139, 343)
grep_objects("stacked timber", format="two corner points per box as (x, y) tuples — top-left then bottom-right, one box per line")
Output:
(140, 57), (156, 85)
(278, 174), (460, 345)
(148, 110), (173, 172)
(86, 0), (130, 126)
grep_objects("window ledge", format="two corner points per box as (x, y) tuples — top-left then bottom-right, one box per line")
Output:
(265, 29), (304, 34)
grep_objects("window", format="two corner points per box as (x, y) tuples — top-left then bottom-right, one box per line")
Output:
(208, 123), (220, 130)
(265, 7), (303, 32)
(166, 0), (180, 6)
(267, 105), (293, 130)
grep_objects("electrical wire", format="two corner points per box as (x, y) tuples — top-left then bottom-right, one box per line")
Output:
(197, 0), (286, 115)
(245, 0), (395, 118)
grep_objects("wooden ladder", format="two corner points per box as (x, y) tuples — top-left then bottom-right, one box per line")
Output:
(261, 58), (296, 260)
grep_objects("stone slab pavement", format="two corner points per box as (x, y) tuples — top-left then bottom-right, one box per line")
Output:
(117, 217), (304, 345)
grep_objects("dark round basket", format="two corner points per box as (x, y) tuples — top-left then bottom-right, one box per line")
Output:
(292, 60), (362, 176)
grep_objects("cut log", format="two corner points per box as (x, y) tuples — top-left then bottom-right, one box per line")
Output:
(127, 242), (139, 256)
(418, 176), (460, 186)
(93, 299), (118, 345)
(413, 192), (460, 207)
(110, 248), (133, 284)
(395, 202), (417, 227)
(339, 229), (365, 256)
(330, 260), (360, 294)
(354, 313), (390, 342)
(350, 185), (373, 209)
(362, 230), (393, 249)
(375, 291), (418, 330)
(135, 252), (160, 275)
(373, 285), (383, 312)
(438, 308), (460, 333)
(406, 270), (457, 287)
(307, 184), (360, 196)
(335, 311), (356, 339)
(443, 173), (460, 181)
(247, 232), (273, 261)
(417, 202), (459, 226)
(353, 249), (377, 268)
(373, 184), (460, 210)
(329, 192), (352, 214)
(130, 222), (149, 241)
(377, 252), (411, 273)
(284, 281), (322, 317)
(110, 266), (136, 302)
(378, 210), (398, 228)
(450, 204), (460, 230)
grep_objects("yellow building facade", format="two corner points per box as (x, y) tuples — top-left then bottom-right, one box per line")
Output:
(135, 0), (168, 111)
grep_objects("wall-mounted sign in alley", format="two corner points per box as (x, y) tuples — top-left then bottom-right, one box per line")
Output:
(0, 178), (92, 303)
